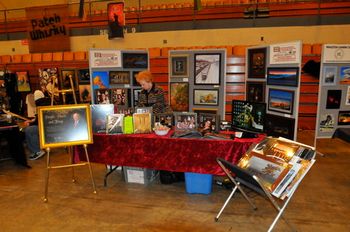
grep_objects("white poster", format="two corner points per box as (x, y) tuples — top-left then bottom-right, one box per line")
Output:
(269, 41), (301, 64)
(322, 44), (350, 63)
(89, 49), (122, 68)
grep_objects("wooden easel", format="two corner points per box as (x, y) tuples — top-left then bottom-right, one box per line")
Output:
(50, 75), (77, 105)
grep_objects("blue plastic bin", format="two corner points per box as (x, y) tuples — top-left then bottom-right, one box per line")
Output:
(185, 172), (213, 194)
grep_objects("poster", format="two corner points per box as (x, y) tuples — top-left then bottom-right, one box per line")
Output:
(89, 49), (122, 68)
(322, 44), (350, 63)
(269, 41), (301, 64)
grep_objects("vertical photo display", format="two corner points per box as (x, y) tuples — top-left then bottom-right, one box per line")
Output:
(322, 66), (337, 86)
(266, 67), (299, 87)
(319, 113), (335, 132)
(194, 53), (221, 85)
(110, 88), (129, 107)
(326, 89), (341, 109)
(79, 85), (91, 103)
(268, 88), (294, 115)
(92, 71), (109, 89)
(193, 89), (219, 106)
(16, 71), (31, 92)
(170, 54), (189, 78)
(246, 81), (265, 103)
(339, 66), (350, 85)
(170, 82), (189, 111)
(109, 71), (130, 85)
(95, 89), (111, 104)
(247, 47), (267, 79)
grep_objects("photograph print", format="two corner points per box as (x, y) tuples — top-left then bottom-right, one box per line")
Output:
(174, 112), (197, 131)
(79, 85), (91, 103)
(326, 89), (341, 109)
(267, 67), (299, 87)
(246, 81), (265, 103)
(339, 66), (350, 85)
(170, 54), (189, 78)
(78, 69), (90, 84)
(194, 53), (221, 85)
(319, 113), (335, 132)
(197, 112), (219, 132)
(193, 89), (219, 106)
(109, 71), (130, 85)
(248, 47), (267, 79)
(154, 113), (174, 128)
(106, 114), (124, 134)
(265, 114), (295, 140)
(268, 88), (294, 115)
(322, 66), (337, 86)
(122, 52), (148, 69)
(111, 88), (129, 107)
(60, 69), (78, 90)
(92, 71), (109, 89)
(170, 82), (189, 111)
(338, 111), (350, 125)
(95, 89), (111, 104)
(16, 71), (31, 92)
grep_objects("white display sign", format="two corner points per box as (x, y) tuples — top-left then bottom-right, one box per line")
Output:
(322, 44), (350, 63)
(89, 49), (122, 68)
(269, 41), (301, 64)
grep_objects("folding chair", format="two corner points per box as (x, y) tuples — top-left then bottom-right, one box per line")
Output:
(215, 157), (297, 232)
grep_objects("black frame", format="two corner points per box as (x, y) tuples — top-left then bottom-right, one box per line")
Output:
(265, 114), (295, 140)
(78, 69), (90, 84)
(246, 81), (265, 103)
(248, 47), (267, 79)
(170, 55), (189, 78)
(266, 67), (299, 87)
(268, 88), (294, 115)
(193, 89), (219, 106)
(122, 52), (148, 69)
(194, 53), (221, 85)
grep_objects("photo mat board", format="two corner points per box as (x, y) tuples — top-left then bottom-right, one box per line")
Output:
(38, 104), (93, 148)
(122, 52), (148, 69)
(170, 54), (189, 78)
(322, 66), (337, 86)
(266, 67), (299, 87)
(268, 88), (294, 115)
(193, 89), (219, 106)
(194, 53), (221, 85)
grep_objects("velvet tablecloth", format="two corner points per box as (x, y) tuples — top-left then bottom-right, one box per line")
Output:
(76, 132), (264, 175)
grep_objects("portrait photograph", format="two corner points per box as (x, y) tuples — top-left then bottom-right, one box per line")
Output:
(326, 89), (341, 109)
(266, 67), (299, 87)
(170, 82), (189, 111)
(79, 85), (91, 103)
(338, 111), (350, 125)
(109, 71), (130, 85)
(322, 66), (337, 86)
(170, 54), (189, 78)
(95, 89), (111, 104)
(339, 66), (350, 85)
(193, 89), (219, 106)
(16, 71), (31, 92)
(111, 88), (129, 106)
(60, 69), (78, 90)
(38, 104), (92, 148)
(194, 53), (221, 85)
(78, 69), (90, 84)
(246, 81), (265, 103)
(174, 112), (197, 131)
(247, 47), (267, 79)
(268, 88), (294, 115)
(122, 52), (148, 69)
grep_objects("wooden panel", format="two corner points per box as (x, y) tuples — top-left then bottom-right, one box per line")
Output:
(153, 74), (169, 83)
(225, 46), (233, 56)
(161, 47), (173, 57)
(150, 57), (168, 67)
(42, 53), (53, 62)
(299, 94), (318, 104)
(225, 94), (245, 102)
(298, 116), (317, 130)
(226, 73), (245, 83)
(300, 85), (319, 94)
(298, 104), (318, 114)
(301, 74), (319, 83)
(225, 114), (232, 122)
(226, 84), (245, 93)
(312, 44), (322, 55)
(302, 44), (312, 55)
(150, 66), (168, 74)
(226, 65), (245, 73)
(227, 56), (245, 64)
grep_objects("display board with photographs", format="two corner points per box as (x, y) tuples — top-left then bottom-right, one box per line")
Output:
(316, 44), (350, 138)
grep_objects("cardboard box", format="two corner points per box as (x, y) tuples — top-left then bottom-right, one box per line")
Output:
(123, 166), (157, 185)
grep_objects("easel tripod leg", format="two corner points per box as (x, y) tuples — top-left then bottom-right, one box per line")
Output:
(83, 144), (97, 194)
(43, 148), (51, 202)
(69, 146), (76, 182)
(215, 185), (238, 221)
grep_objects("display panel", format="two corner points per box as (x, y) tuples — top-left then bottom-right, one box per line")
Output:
(231, 100), (266, 133)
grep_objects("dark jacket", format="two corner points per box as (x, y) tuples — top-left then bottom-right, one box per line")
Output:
(138, 85), (169, 114)
(31, 97), (51, 125)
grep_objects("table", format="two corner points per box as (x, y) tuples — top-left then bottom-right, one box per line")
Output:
(0, 123), (29, 167)
(75, 131), (264, 175)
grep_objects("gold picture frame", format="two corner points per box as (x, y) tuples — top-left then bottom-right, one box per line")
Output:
(38, 104), (93, 149)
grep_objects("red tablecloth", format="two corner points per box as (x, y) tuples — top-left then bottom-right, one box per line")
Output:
(76, 132), (264, 175)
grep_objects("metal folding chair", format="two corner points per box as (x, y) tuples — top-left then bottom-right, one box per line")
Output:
(215, 157), (297, 232)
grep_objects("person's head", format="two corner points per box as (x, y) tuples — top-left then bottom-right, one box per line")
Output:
(72, 112), (80, 121)
(34, 90), (45, 102)
(136, 70), (153, 91)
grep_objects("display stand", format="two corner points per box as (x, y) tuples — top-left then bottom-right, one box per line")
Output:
(215, 137), (316, 231)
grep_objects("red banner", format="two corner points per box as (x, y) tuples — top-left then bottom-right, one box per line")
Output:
(26, 5), (70, 53)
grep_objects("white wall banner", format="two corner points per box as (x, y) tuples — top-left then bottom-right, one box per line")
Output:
(322, 44), (350, 63)
(89, 49), (122, 68)
(269, 41), (301, 64)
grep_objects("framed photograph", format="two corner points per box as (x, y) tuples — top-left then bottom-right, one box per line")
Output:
(197, 112), (219, 132)
(111, 88), (129, 107)
(109, 71), (130, 85)
(78, 69), (90, 84)
(95, 89), (111, 104)
(246, 81), (265, 103)
(133, 113), (152, 133)
(90, 104), (114, 133)
(319, 114), (335, 132)
(60, 69), (78, 90)
(79, 85), (91, 103)
(265, 114), (295, 140)
(122, 52), (148, 69)
(106, 114), (124, 134)
(132, 71), (141, 86)
(326, 90), (341, 109)
(174, 112), (197, 131)
(133, 88), (142, 107)
(338, 111), (350, 125)
(92, 71), (109, 89)
(170, 82), (189, 111)
(38, 68), (59, 96)
(268, 88), (294, 115)
(322, 66), (337, 86)
(16, 71), (31, 92)
(170, 54), (189, 78)
(339, 66), (350, 85)
(194, 53), (221, 85)
(154, 113), (174, 128)
(193, 89), (219, 106)
(346, 86), (350, 106)
(247, 47), (266, 79)
(37, 104), (93, 149)
(266, 67), (299, 87)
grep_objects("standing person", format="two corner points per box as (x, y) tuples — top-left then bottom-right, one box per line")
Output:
(24, 90), (50, 160)
(136, 70), (169, 114)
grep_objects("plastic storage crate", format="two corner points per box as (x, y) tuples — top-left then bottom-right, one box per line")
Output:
(123, 166), (157, 185)
(185, 172), (213, 194)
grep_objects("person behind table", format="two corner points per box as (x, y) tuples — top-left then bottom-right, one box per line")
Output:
(24, 90), (50, 160)
(136, 70), (170, 114)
